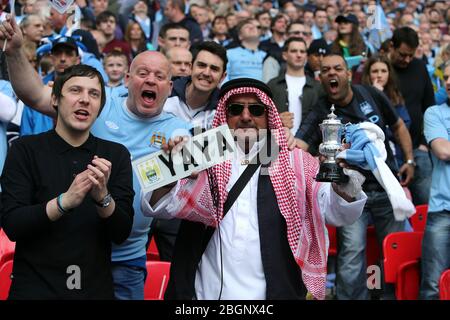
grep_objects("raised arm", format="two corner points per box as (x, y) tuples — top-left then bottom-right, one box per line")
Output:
(0, 14), (55, 117)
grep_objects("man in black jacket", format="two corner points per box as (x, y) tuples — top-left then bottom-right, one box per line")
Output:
(268, 37), (323, 138)
(388, 27), (436, 205)
(1, 65), (134, 299)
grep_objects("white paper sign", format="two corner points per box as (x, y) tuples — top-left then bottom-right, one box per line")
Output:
(132, 125), (236, 192)
(48, 0), (75, 14)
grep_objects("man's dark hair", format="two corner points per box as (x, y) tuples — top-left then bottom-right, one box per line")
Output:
(212, 15), (227, 27)
(255, 10), (271, 21)
(270, 14), (287, 29)
(52, 64), (106, 114)
(282, 37), (307, 52)
(321, 53), (349, 70)
(169, 0), (186, 14)
(158, 22), (190, 38)
(314, 7), (326, 17)
(96, 10), (117, 26)
(391, 27), (419, 49)
(191, 41), (228, 72)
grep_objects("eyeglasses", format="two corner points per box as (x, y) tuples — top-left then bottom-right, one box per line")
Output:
(227, 103), (266, 117)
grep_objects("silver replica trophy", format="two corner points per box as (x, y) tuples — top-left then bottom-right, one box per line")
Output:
(316, 105), (349, 183)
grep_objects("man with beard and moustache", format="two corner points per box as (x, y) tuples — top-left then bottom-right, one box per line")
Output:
(140, 77), (368, 300)
(0, 15), (192, 299)
(20, 36), (80, 136)
(296, 54), (414, 300)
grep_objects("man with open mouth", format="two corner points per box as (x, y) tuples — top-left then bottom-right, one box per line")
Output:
(141, 78), (368, 300)
(1, 64), (135, 299)
(0, 14), (192, 300)
(296, 53), (415, 300)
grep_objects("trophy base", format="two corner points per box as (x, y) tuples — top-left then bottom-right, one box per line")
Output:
(316, 163), (349, 184)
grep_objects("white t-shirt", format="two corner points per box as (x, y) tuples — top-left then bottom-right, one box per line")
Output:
(285, 74), (306, 135)
(164, 96), (216, 129)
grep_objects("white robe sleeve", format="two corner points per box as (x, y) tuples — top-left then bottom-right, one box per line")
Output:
(318, 183), (367, 227)
(140, 182), (181, 219)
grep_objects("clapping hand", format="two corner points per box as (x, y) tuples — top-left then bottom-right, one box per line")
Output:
(87, 156), (112, 202)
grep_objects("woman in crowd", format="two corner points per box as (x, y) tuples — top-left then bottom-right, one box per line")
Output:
(361, 54), (411, 168)
(124, 21), (148, 58)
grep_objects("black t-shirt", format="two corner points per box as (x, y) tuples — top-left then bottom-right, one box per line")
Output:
(394, 58), (435, 148)
(297, 85), (400, 190)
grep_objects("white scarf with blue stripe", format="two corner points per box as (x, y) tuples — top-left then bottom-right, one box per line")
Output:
(336, 122), (415, 221)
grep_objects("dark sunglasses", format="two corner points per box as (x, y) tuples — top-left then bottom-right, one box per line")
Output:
(227, 103), (266, 117)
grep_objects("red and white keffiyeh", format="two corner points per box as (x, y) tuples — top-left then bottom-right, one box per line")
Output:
(172, 86), (328, 299)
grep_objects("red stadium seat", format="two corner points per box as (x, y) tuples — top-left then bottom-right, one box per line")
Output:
(0, 230), (15, 266)
(326, 225), (337, 256)
(439, 269), (450, 300)
(383, 231), (423, 299)
(410, 205), (428, 233)
(146, 237), (160, 261)
(0, 259), (13, 300)
(396, 260), (420, 300)
(144, 261), (170, 300)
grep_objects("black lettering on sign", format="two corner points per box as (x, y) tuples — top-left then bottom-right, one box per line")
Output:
(193, 138), (211, 162)
(158, 153), (176, 176)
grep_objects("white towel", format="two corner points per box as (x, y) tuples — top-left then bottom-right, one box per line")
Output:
(336, 122), (415, 221)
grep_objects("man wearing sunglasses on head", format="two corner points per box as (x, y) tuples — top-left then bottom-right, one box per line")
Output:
(141, 78), (368, 300)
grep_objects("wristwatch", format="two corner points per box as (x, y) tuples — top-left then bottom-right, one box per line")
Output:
(406, 159), (416, 167)
(94, 193), (113, 208)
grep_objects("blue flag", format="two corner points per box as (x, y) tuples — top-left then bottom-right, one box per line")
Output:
(367, 1), (393, 51)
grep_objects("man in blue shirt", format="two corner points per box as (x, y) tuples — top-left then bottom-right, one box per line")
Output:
(421, 61), (450, 299)
(0, 14), (191, 299)
(225, 18), (267, 82)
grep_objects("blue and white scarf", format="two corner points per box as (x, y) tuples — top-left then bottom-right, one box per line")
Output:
(336, 122), (415, 221)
